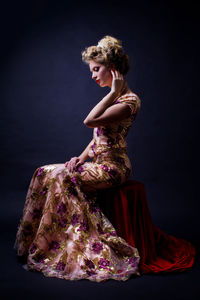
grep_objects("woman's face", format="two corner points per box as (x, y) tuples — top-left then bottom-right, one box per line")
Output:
(89, 60), (113, 88)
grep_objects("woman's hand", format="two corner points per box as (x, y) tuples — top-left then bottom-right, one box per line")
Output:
(110, 70), (125, 96)
(65, 156), (85, 172)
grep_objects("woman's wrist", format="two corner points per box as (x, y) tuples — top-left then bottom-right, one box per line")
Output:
(111, 82), (128, 97)
(78, 154), (87, 162)
(109, 90), (118, 97)
(110, 89), (120, 98)
(103, 90), (118, 105)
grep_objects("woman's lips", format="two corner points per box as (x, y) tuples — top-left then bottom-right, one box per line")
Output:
(96, 80), (100, 84)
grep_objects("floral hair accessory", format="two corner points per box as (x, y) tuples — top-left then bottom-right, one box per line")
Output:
(97, 38), (115, 50)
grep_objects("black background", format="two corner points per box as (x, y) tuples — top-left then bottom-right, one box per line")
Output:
(1, 0), (200, 299)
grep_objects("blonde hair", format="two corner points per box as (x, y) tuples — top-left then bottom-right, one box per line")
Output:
(81, 35), (130, 75)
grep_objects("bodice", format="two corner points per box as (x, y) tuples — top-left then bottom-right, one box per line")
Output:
(88, 92), (141, 158)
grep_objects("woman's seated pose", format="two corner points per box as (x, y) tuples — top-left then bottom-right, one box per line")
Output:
(14, 35), (196, 282)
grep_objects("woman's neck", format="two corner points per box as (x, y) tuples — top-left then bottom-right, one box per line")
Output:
(120, 82), (132, 96)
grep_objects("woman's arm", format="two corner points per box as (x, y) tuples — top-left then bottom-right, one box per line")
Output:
(84, 99), (131, 128)
(84, 70), (131, 128)
(84, 90), (118, 125)
(65, 139), (94, 172)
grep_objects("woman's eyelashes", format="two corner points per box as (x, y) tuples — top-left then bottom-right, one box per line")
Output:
(93, 67), (99, 72)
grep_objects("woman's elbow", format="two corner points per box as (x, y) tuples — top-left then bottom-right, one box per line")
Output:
(83, 118), (95, 128)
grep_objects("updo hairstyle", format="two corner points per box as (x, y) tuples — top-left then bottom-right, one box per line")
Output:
(81, 35), (130, 76)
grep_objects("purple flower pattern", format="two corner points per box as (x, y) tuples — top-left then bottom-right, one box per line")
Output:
(101, 164), (109, 172)
(92, 242), (103, 254)
(29, 243), (37, 254)
(111, 230), (117, 236)
(71, 176), (77, 184)
(59, 217), (68, 228)
(78, 220), (88, 232)
(101, 164), (121, 186)
(84, 259), (95, 269)
(98, 258), (110, 269)
(40, 186), (48, 195)
(76, 165), (84, 173)
(71, 213), (79, 225)
(91, 143), (96, 156)
(105, 231), (117, 239)
(14, 93), (141, 281)
(56, 262), (66, 271)
(57, 202), (67, 215)
(128, 257), (138, 267)
(96, 127), (100, 137)
(86, 270), (96, 276)
(36, 167), (44, 176)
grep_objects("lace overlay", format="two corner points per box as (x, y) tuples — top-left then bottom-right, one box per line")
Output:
(14, 92), (141, 282)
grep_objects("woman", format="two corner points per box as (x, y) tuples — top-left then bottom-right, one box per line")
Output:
(14, 36), (142, 282)
(14, 35), (196, 282)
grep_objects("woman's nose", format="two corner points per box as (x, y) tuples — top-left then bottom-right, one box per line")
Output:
(92, 72), (97, 80)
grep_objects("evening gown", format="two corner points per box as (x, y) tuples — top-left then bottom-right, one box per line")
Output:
(14, 93), (196, 282)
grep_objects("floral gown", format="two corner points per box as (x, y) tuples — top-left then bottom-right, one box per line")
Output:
(14, 93), (141, 282)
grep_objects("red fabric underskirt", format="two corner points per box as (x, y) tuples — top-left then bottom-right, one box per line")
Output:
(97, 180), (196, 274)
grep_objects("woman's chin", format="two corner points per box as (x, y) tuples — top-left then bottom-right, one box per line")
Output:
(100, 82), (109, 88)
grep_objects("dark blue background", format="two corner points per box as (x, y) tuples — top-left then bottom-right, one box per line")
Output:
(1, 1), (199, 299)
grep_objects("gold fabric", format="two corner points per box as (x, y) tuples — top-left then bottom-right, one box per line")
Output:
(14, 93), (141, 282)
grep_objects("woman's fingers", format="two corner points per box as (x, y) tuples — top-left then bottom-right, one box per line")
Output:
(65, 157), (85, 172)
(69, 162), (75, 172)
(117, 71), (123, 79)
(111, 69), (123, 79)
(70, 158), (77, 172)
(111, 70), (115, 78)
(114, 70), (118, 78)
(113, 70), (117, 76)
(76, 161), (82, 167)
(69, 162), (73, 172)
(110, 68), (125, 96)
(65, 157), (79, 172)
(112, 70), (123, 82)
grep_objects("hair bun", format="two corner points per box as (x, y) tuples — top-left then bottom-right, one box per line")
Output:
(97, 35), (122, 51)
(82, 35), (130, 75)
